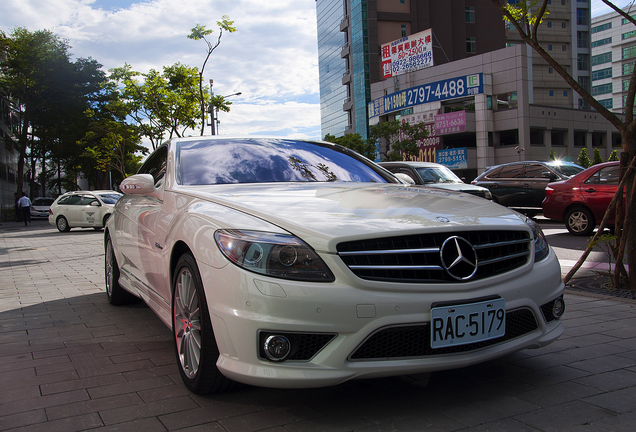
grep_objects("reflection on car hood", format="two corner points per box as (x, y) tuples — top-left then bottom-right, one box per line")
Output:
(421, 183), (487, 193)
(180, 182), (525, 252)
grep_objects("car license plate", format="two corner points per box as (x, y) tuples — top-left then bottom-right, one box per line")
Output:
(430, 298), (506, 349)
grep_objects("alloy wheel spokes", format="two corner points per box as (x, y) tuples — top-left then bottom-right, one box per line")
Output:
(174, 268), (201, 378)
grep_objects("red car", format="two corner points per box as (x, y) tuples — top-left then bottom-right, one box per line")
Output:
(543, 161), (623, 236)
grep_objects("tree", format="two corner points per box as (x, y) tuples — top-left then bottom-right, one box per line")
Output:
(368, 120), (429, 161)
(577, 148), (591, 168)
(608, 150), (619, 162)
(187, 17), (237, 135)
(110, 63), (206, 149)
(593, 148), (604, 165)
(323, 133), (378, 160)
(493, 0), (636, 289)
(549, 148), (556, 161)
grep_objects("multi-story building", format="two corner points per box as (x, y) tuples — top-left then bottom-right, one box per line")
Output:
(317, 0), (506, 139)
(591, 7), (636, 113)
(317, 0), (593, 143)
(506, 0), (591, 110)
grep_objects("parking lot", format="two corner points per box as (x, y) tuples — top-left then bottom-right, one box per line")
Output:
(1, 220), (636, 431)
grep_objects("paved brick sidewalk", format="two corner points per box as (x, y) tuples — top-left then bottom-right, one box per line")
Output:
(1, 221), (636, 431)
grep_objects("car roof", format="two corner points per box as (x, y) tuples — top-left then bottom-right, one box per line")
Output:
(379, 161), (446, 168)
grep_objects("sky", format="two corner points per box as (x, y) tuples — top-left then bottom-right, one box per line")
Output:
(0, 0), (634, 144)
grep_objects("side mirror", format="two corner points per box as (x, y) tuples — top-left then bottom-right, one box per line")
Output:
(542, 171), (557, 182)
(394, 173), (415, 185)
(119, 174), (157, 195)
(90, 201), (101, 207)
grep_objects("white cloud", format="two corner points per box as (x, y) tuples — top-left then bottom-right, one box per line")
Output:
(0, 0), (322, 139)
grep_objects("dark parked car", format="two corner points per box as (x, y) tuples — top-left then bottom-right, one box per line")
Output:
(472, 161), (584, 216)
(543, 161), (622, 236)
(379, 161), (492, 200)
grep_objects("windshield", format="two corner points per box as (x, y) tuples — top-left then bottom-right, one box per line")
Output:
(415, 166), (463, 184)
(547, 162), (584, 177)
(32, 198), (54, 206)
(97, 193), (123, 204)
(177, 138), (394, 185)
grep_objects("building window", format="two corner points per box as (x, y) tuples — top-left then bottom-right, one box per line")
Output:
(562, 21), (567, 29)
(548, 21), (552, 28)
(578, 54), (589, 71)
(591, 52), (612, 66)
(465, 6), (475, 23)
(592, 83), (613, 96)
(401, 24), (407, 37)
(622, 14), (636, 25)
(548, 67), (553, 73)
(577, 32), (588, 48)
(623, 62), (635, 75)
(591, 37), (612, 48)
(623, 45), (636, 60)
(592, 22), (611, 33)
(622, 30), (636, 40)
(562, 45), (567, 51)
(564, 91), (568, 97)
(592, 67), (612, 81)
(400, 0), (405, 3)
(624, 79), (630, 91)
(549, 90), (554, 96)
(467, 37), (476, 54)
(598, 98), (613, 109)
(577, 8), (588, 25)
(579, 76), (590, 92)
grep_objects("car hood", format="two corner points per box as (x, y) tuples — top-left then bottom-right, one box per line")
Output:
(179, 182), (527, 252)
(423, 183), (487, 193)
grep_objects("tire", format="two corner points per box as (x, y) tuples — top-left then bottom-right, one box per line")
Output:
(172, 253), (235, 394)
(565, 207), (595, 236)
(56, 216), (71, 232)
(105, 235), (138, 305)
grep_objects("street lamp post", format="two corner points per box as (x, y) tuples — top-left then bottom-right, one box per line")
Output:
(208, 80), (241, 135)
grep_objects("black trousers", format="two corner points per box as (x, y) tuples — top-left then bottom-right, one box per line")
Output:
(21, 206), (30, 225)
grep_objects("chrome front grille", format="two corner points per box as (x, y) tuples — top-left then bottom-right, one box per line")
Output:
(337, 230), (531, 283)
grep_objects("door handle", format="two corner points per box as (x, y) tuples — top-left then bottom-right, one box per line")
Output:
(584, 188), (596, 193)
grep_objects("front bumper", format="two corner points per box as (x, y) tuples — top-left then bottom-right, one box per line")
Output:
(199, 249), (564, 389)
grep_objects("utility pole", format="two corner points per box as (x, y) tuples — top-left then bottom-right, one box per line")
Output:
(209, 79), (217, 135)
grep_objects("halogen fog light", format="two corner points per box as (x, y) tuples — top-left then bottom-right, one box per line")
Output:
(264, 335), (292, 361)
(552, 297), (565, 318)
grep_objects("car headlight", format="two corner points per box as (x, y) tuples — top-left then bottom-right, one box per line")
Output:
(214, 229), (335, 282)
(519, 215), (550, 262)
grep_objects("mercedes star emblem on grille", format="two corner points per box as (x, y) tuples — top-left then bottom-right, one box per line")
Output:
(440, 236), (478, 280)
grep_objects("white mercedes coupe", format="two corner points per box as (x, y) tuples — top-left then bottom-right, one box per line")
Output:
(105, 137), (565, 394)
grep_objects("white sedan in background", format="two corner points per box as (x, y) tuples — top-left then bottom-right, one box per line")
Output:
(105, 137), (565, 394)
(49, 190), (122, 232)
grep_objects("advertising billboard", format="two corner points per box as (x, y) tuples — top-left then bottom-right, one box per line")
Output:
(381, 29), (433, 79)
(368, 73), (483, 119)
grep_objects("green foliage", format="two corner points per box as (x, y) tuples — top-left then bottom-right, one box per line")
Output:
(592, 148), (604, 165)
(323, 133), (377, 160)
(503, 0), (549, 27)
(576, 148), (592, 168)
(608, 150), (619, 161)
(549, 149), (556, 161)
(109, 63), (209, 149)
(368, 120), (429, 161)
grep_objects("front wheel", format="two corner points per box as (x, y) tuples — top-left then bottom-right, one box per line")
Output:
(172, 253), (234, 394)
(565, 207), (595, 236)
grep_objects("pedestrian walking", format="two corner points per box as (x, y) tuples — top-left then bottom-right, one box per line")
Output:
(17, 192), (31, 226)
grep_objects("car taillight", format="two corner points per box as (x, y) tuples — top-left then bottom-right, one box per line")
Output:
(49, 209), (53, 214)
(545, 187), (554, 196)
